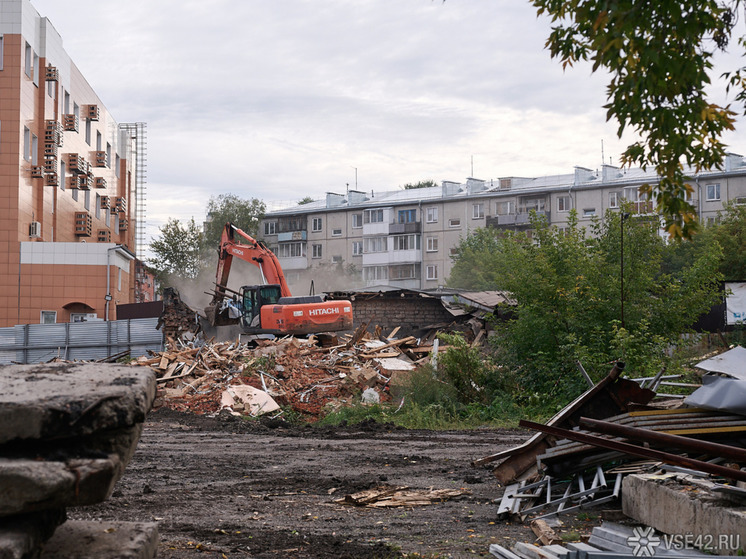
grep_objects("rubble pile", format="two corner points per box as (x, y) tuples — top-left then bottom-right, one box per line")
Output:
(483, 351), (746, 544)
(136, 325), (445, 420)
(0, 363), (158, 559)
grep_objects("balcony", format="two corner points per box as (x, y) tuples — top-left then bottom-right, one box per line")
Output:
(486, 211), (551, 229)
(389, 221), (421, 234)
(277, 231), (307, 242)
(276, 256), (308, 270)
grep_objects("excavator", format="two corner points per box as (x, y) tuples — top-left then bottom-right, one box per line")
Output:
(204, 223), (353, 336)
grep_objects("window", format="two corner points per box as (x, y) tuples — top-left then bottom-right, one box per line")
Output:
(278, 242), (306, 258)
(31, 134), (38, 165)
(364, 209), (384, 223)
(472, 203), (484, 219)
(115, 154), (120, 178)
(426, 237), (438, 252)
(390, 264), (417, 280)
(352, 241), (363, 256)
(40, 310), (56, 324)
(364, 266), (388, 282)
(449, 247), (459, 256)
(557, 196), (571, 212)
(331, 255), (342, 264)
(392, 234), (420, 251)
(32, 52), (39, 85)
(426, 265), (438, 281)
(312, 217), (322, 232)
(95, 194), (101, 219)
(72, 187), (78, 202)
(96, 131), (102, 151)
(312, 244), (322, 258)
(352, 213), (363, 228)
(426, 207), (438, 223)
(448, 218), (461, 228)
(63, 91), (70, 114)
(23, 127), (30, 161)
(520, 196), (546, 213)
(85, 120), (91, 145)
(332, 228), (342, 237)
(106, 143), (111, 167)
(0, 35), (4, 71)
(609, 191), (620, 209)
(105, 207), (110, 226)
(706, 183), (721, 201)
(398, 209), (416, 223)
(583, 208), (597, 218)
(47, 77), (55, 98)
(84, 190), (90, 211)
(364, 236), (387, 253)
(264, 221), (277, 235)
(496, 201), (513, 215)
(60, 160), (66, 191)
(73, 102), (79, 119)
(24, 42), (32, 77)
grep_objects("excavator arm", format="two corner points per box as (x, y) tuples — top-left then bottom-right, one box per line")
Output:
(212, 222), (291, 305)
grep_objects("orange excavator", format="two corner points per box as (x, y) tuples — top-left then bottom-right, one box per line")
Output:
(205, 223), (353, 336)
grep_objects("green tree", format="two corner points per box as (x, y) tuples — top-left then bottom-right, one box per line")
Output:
(298, 196), (315, 205)
(448, 210), (723, 404)
(148, 218), (206, 283)
(203, 194), (265, 247)
(531, 0), (739, 239)
(709, 202), (746, 279)
(403, 180), (437, 190)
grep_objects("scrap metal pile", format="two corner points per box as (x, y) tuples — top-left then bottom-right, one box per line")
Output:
(134, 324), (442, 420)
(479, 349), (746, 524)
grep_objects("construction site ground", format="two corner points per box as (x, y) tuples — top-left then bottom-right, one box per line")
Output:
(68, 408), (543, 558)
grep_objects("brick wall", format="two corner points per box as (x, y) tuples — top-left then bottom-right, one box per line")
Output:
(349, 295), (454, 336)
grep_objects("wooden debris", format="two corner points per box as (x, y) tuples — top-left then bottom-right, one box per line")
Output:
(530, 519), (561, 546)
(334, 485), (471, 507)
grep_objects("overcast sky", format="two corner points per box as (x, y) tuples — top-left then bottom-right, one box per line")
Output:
(30, 0), (746, 247)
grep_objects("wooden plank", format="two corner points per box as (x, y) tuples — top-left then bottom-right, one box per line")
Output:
(386, 326), (401, 339)
(531, 519), (561, 546)
(362, 336), (416, 354)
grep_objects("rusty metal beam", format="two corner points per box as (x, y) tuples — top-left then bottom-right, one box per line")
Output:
(519, 420), (746, 483)
(578, 416), (746, 462)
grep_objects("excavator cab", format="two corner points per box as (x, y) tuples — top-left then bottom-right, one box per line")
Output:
(240, 284), (282, 330)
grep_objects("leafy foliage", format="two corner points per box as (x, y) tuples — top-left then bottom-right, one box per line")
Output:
(147, 218), (206, 283)
(403, 180), (437, 190)
(708, 202), (746, 279)
(531, 0), (738, 239)
(203, 194), (265, 247)
(297, 196), (315, 205)
(449, 210), (723, 404)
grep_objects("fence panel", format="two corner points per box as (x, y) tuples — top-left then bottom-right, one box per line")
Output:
(0, 318), (163, 365)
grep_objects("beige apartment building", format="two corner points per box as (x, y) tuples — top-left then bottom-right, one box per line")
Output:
(261, 157), (746, 293)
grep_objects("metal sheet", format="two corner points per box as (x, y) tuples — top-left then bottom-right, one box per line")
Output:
(685, 374), (746, 414)
(695, 346), (746, 378)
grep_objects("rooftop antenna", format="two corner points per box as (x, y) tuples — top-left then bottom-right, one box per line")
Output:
(471, 155), (474, 177)
(351, 167), (358, 190)
(601, 139), (605, 166)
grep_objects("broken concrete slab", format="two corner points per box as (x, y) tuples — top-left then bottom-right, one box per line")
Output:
(623, 473), (746, 555)
(0, 455), (121, 517)
(0, 509), (66, 559)
(0, 363), (156, 444)
(39, 521), (159, 559)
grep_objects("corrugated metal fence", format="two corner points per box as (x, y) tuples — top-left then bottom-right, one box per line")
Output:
(0, 318), (164, 365)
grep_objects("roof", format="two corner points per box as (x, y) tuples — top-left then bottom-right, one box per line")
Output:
(264, 154), (746, 217)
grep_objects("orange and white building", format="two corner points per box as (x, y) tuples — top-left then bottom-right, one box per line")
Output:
(0, 0), (145, 326)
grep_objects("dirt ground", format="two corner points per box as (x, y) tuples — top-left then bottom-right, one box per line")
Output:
(68, 408), (544, 558)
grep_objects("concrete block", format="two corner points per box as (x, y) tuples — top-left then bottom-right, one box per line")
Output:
(623, 473), (746, 555)
(0, 456), (120, 517)
(40, 521), (158, 559)
(0, 509), (66, 559)
(0, 363), (156, 444)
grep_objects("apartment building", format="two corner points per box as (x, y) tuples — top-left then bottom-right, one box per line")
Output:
(261, 154), (746, 292)
(0, 0), (145, 326)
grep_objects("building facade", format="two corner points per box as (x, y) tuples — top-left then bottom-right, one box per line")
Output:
(0, 0), (144, 326)
(261, 154), (746, 293)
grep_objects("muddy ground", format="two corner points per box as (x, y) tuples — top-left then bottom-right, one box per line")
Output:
(69, 409), (591, 558)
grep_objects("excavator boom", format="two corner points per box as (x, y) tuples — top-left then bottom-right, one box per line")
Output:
(206, 223), (353, 335)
